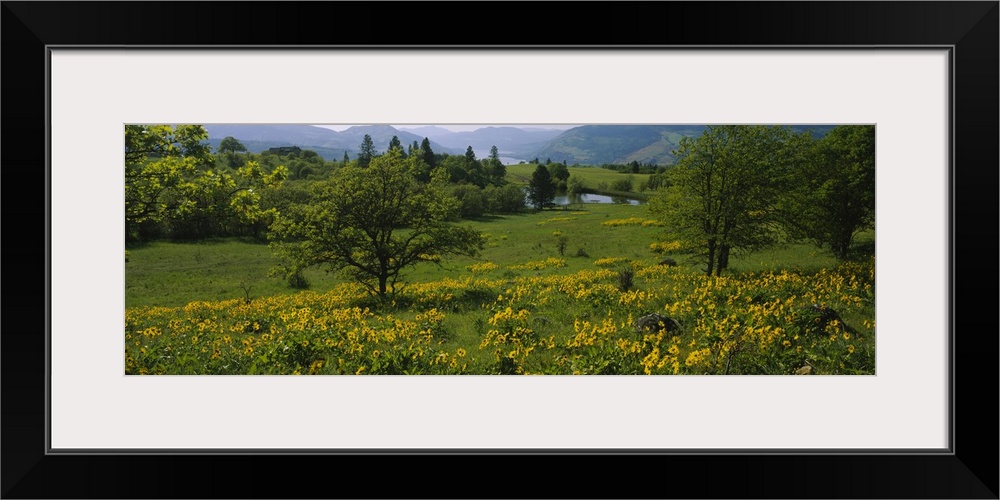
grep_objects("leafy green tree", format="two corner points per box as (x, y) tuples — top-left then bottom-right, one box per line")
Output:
(357, 133), (377, 168)
(169, 160), (288, 240)
(463, 147), (487, 187)
(484, 184), (526, 214)
(125, 125), (286, 241)
(566, 175), (585, 197)
(483, 145), (506, 184)
(451, 184), (486, 218)
(549, 163), (570, 182)
(527, 164), (556, 210)
(610, 176), (634, 192)
(218, 135), (248, 168)
(126, 125), (208, 239)
(218, 136), (247, 154)
(269, 148), (484, 299)
(786, 125), (875, 259)
(439, 154), (469, 184)
(648, 125), (797, 276)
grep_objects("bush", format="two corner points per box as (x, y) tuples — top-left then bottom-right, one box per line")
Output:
(287, 270), (310, 289)
(567, 176), (585, 196)
(485, 184), (527, 214)
(575, 247), (589, 258)
(555, 235), (568, 256)
(610, 176), (634, 193)
(452, 184), (486, 218)
(616, 266), (635, 292)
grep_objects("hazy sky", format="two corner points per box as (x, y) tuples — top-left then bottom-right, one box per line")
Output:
(314, 125), (575, 133)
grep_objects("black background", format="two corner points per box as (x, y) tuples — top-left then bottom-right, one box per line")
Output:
(3, 2), (997, 498)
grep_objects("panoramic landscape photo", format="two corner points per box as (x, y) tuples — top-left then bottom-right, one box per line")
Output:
(125, 123), (875, 375)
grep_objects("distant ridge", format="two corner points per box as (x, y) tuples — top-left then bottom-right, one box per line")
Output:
(203, 124), (836, 164)
(534, 125), (836, 165)
(203, 124), (458, 160)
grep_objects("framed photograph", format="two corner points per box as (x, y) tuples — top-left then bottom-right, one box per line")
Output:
(4, 2), (996, 498)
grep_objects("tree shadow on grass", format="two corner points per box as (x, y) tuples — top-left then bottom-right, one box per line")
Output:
(846, 237), (876, 262)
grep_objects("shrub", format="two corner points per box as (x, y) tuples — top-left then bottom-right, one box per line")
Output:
(610, 177), (634, 192)
(616, 266), (635, 292)
(485, 184), (527, 214)
(287, 270), (310, 289)
(555, 235), (568, 256)
(452, 184), (486, 218)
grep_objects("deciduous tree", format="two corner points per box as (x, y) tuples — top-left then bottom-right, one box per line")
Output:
(786, 125), (875, 259)
(648, 125), (798, 275)
(125, 125), (286, 241)
(269, 148), (484, 299)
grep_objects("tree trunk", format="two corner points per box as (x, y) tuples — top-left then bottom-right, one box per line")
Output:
(378, 273), (388, 298)
(717, 245), (731, 275)
(834, 228), (853, 259)
(705, 239), (716, 276)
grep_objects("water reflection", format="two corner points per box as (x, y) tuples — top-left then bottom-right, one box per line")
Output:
(522, 188), (643, 207)
(553, 193), (642, 205)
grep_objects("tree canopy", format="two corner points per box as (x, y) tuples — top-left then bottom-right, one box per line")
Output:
(218, 136), (247, 154)
(268, 148), (484, 298)
(785, 125), (875, 259)
(483, 145), (506, 184)
(648, 125), (801, 275)
(526, 164), (556, 210)
(125, 124), (286, 241)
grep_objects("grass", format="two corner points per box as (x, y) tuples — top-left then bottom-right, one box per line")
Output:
(126, 203), (664, 307)
(125, 203), (869, 309)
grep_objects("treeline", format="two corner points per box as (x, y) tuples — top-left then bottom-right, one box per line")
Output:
(598, 161), (664, 174)
(125, 126), (526, 243)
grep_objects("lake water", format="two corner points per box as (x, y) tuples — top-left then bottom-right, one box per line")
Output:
(523, 191), (643, 207)
(554, 193), (643, 205)
(470, 149), (526, 166)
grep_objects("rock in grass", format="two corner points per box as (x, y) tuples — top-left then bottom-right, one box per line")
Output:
(635, 313), (681, 334)
(803, 304), (858, 334)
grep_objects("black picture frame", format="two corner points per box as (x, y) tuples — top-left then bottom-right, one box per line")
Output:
(3, 2), (997, 498)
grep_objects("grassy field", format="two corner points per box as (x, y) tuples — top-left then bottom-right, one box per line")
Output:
(127, 203), (671, 308)
(125, 202), (874, 376)
(125, 202), (855, 308)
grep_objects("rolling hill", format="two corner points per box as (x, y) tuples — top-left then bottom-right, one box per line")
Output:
(532, 125), (837, 165)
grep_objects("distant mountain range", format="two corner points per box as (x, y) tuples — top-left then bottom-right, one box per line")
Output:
(204, 124), (836, 164)
(397, 126), (564, 159)
(203, 125), (459, 161)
